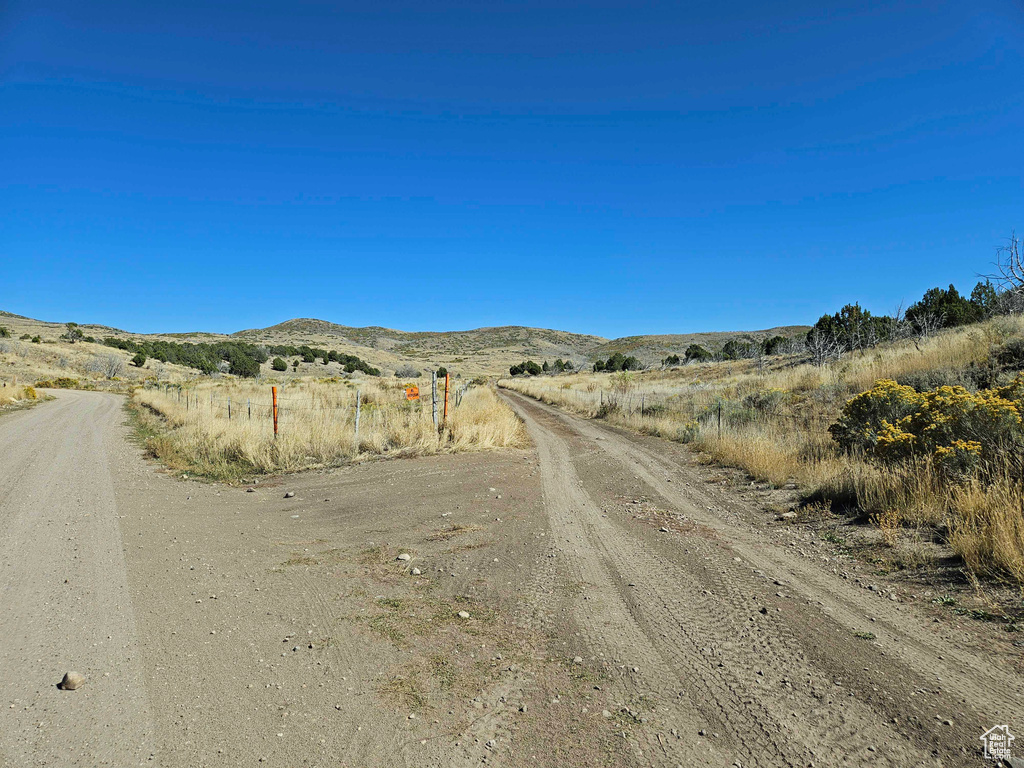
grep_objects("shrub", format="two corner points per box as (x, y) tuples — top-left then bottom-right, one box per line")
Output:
(132, 352), (147, 368)
(395, 364), (421, 378)
(35, 377), (80, 389)
(510, 361), (542, 376)
(685, 344), (712, 362)
(995, 339), (1024, 371)
(272, 357), (288, 371)
(23, 385), (37, 399)
(228, 354), (260, 378)
(830, 377), (1024, 467)
(0, 326), (9, 338)
(676, 421), (699, 443)
(436, 367), (448, 379)
(743, 388), (789, 416)
(594, 352), (642, 372)
(829, 380), (924, 456)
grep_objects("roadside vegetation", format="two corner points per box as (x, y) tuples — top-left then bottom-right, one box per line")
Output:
(501, 241), (1024, 583)
(131, 377), (527, 480)
(0, 381), (40, 414)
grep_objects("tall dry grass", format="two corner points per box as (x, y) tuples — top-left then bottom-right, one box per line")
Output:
(133, 377), (527, 480)
(500, 316), (1024, 581)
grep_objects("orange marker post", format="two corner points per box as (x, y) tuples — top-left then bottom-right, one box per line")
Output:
(272, 386), (279, 438)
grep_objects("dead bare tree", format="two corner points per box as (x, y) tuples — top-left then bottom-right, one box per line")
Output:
(984, 230), (1024, 315)
(991, 230), (1023, 291)
(806, 329), (843, 366)
(914, 311), (944, 339)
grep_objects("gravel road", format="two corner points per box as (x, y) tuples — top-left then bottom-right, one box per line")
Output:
(1, 389), (1019, 767)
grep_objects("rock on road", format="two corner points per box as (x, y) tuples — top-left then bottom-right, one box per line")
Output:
(0, 390), (153, 766)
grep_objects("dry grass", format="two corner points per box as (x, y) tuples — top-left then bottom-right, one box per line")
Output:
(948, 479), (1024, 581)
(500, 316), (1024, 582)
(0, 382), (38, 408)
(132, 377), (527, 480)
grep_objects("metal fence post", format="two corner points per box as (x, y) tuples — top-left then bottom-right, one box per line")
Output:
(272, 386), (279, 438)
(431, 371), (438, 428)
(355, 389), (361, 440)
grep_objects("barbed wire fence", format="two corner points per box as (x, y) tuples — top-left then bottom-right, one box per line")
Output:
(143, 374), (473, 439)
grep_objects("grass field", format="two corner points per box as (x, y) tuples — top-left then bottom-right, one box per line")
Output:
(132, 376), (528, 480)
(500, 316), (1024, 582)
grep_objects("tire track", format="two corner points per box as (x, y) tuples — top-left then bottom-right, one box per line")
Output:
(502, 389), (984, 768)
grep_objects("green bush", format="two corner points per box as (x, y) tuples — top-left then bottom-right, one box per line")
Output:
(272, 357), (288, 371)
(594, 352), (641, 372)
(228, 355), (260, 378)
(132, 352), (147, 368)
(685, 344), (712, 362)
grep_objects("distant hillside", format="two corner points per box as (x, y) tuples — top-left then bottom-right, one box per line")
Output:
(588, 326), (812, 365)
(233, 318), (608, 371)
(1, 310), (811, 375)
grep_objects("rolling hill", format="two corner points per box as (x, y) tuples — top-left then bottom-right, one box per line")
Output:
(1, 310), (810, 375)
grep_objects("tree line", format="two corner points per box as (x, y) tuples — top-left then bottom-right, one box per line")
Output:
(804, 279), (1018, 365)
(102, 337), (380, 378)
(509, 358), (575, 376)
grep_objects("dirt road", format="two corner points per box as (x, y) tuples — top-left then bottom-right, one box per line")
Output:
(1, 389), (1019, 767)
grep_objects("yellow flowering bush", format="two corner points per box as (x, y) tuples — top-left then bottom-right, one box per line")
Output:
(828, 379), (923, 456)
(933, 439), (983, 477)
(831, 374), (1024, 469)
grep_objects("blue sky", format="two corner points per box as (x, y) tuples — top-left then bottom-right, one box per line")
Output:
(2, 1), (1022, 338)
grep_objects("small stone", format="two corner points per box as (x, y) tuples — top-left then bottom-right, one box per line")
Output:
(411, 568), (422, 576)
(246, 488), (255, 493)
(58, 672), (84, 691)
(659, 527), (669, 532)
(602, 710), (613, 718)
(397, 553), (411, 562)
(457, 611), (471, 619)
(284, 491), (295, 498)
(573, 656), (583, 664)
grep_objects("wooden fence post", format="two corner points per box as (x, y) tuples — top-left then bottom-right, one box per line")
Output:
(272, 386), (279, 439)
(228, 397), (231, 420)
(355, 389), (361, 440)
